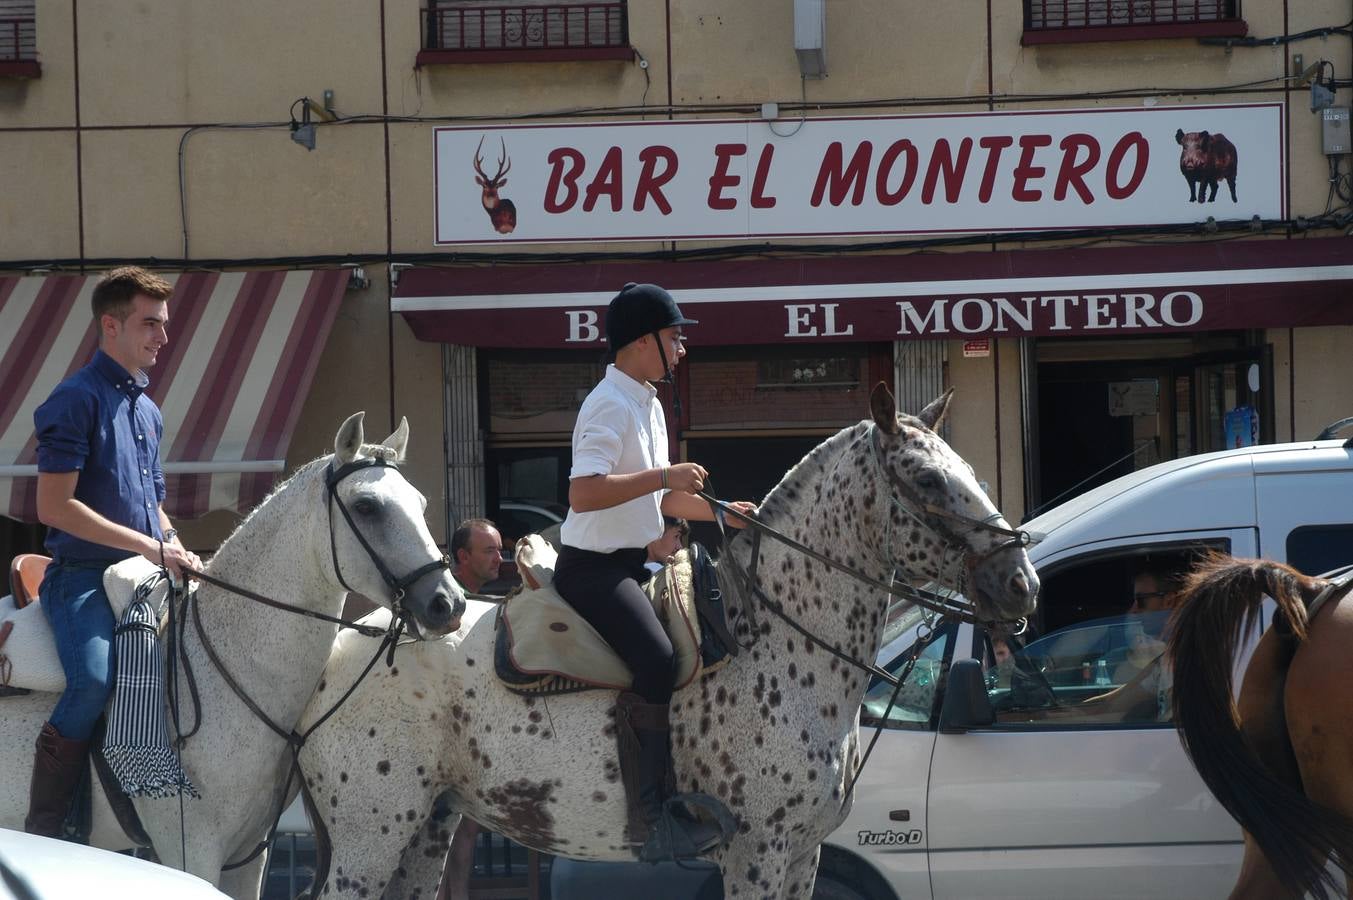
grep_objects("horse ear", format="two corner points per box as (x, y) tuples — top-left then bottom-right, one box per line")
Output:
(917, 388), (955, 431)
(870, 382), (901, 435)
(381, 416), (410, 462)
(335, 411), (366, 464)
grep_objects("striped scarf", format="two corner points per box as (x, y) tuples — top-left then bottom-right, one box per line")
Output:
(101, 573), (199, 799)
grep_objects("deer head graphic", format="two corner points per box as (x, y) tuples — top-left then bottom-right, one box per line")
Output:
(474, 135), (517, 235)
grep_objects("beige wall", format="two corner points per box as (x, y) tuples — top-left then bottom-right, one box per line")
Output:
(6, 0), (1353, 546)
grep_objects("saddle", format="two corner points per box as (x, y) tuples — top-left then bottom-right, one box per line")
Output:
(0, 556), (175, 693)
(494, 537), (736, 696)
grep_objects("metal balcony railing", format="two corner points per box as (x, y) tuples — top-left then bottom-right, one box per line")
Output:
(1025, 0), (1241, 30)
(424, 2), (628, 52)
(0, 17), (35, 62)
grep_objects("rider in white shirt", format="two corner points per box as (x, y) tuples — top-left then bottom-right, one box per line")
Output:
(554, 282), (754, 862)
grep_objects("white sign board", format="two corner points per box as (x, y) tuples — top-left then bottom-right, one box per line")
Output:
(1108, 380), (1159, 417)
(433, 103), (1283, 244)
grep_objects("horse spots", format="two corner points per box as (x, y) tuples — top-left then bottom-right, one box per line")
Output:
(604, 760), (620, 783)
(340, 771), (348, 783)
(483, 778), (561, 851)
(390, 667), (399, 677)
(377, 760), (391, 775)
(592, 790), (607, 802)
(330, 794), (338, 807)
(413, 690), (425, 699)
(318, 679), (326, 692)
(367, 727), (376, 737)
(465, 657), (476, 667)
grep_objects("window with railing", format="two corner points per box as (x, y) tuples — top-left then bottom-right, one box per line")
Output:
(1023, 0), (1246, 44)
(0, 0), (38, 76)
(418, 0), (632, 64)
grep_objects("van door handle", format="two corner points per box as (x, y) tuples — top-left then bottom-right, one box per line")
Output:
(889, 809), (910, 822)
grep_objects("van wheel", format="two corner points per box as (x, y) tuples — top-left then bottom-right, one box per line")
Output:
(813, 872), (871, 900)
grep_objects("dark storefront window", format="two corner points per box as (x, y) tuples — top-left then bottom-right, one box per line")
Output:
(686, 344), (876, 431)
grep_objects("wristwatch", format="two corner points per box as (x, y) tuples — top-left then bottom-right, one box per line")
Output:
(164, 528), (179, 543)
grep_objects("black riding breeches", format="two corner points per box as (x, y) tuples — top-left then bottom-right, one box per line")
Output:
(554, 545), (676, 704)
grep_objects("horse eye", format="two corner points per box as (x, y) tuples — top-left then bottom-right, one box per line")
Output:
(915, 472), (944, 491)
(352, 498), (378, 516)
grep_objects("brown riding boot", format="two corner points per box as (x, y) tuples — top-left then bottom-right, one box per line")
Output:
(24, 722), (89, 838)
(615, 692), (732, 862)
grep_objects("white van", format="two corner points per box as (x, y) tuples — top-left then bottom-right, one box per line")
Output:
(822, 436), (1353, 900)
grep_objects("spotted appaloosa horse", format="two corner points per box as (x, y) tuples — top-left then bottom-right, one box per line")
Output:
(299, 386), (1038, 899)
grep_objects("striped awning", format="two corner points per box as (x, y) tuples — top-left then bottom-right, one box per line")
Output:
(0, 269), (348, 523)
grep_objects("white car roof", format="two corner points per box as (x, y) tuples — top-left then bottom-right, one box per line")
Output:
(1022, 439), (1353, 561)
(0, 828), (228, 899)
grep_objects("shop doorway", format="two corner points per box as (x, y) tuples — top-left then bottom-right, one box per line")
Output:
(1029, 337), (1268, 517)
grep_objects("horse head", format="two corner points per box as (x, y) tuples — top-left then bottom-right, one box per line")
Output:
(328, 412), (466, 637)
(865, 383), (1038, 626)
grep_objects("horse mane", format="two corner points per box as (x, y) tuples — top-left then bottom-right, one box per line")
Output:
(213, 443), (402, 563)
(754, 420), (870, 526)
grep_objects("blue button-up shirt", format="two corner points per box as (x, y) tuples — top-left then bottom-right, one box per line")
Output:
(34, 349), (166, 563)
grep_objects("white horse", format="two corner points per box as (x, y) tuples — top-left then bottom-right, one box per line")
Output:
(0, 412), (465, 899)
(299, 386), (1039, 899)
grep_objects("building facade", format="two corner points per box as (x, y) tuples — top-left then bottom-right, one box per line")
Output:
(3, 0), (1353, 563)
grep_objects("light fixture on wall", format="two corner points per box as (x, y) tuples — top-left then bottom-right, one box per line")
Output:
(290, 97), (317, 151)
(1298, 61), (1336, 112)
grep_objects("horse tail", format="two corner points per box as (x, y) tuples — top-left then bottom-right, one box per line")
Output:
(1170, 554), (1353, 900)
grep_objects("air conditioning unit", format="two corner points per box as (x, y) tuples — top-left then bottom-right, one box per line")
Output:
(794, 0), (826, 79)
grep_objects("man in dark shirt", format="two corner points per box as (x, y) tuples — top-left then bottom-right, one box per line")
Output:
(26, 266), (201, 837)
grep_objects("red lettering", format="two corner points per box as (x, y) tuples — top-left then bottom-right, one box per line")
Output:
(583, 146), (624, 213)
(708, 143), (746, 210)
(634, 145), (678, 214)
(1011, 134), (1053, 202)
(1106, 131), (1149, 199)
(544, 147), (586, 213)
(750, 144), (777, 209)
(812, 141), (873, 207)
(875, 140), (918, 206)
(1054, 134), (1100, 204)
(921, 138), (973, 204)
(976, 136), (1014, 203)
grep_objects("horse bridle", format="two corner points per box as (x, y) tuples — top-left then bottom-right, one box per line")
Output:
(325, 455), (453, 620)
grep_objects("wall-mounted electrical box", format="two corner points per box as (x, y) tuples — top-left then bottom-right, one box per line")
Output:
(1322, 107), (1350, 155)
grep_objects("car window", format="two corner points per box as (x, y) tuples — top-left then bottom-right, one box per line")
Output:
(861, 621), (956, 729)
(983, 611), (1173, 727)
(975, 539), (1224, 729)
(1287, 523), (1353, 576)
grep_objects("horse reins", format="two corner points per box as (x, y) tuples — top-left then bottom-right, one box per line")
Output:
(156, 455), (450, 870)
(697, 421), (1033, 809)
(698, 423), (1032, 687)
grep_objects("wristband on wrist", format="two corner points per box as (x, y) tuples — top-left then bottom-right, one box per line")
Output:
(164, 528), (178, 543)
(660, 467), (668, 490)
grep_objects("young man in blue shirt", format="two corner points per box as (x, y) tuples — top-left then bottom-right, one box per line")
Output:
(26, 266), (201, 837)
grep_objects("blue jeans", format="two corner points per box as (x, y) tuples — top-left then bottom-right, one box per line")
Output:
(40, 561), (118, 741)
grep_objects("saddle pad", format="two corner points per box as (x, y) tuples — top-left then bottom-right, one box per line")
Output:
(496, 550), (702, 693)
(0, 557), (174, 693)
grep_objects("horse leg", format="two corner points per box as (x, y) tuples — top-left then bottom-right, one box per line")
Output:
(718, 838), (813, 899)
(217, 850), (269, 900)
(382, 805), (459, 900)
(779, 844), (822, 900)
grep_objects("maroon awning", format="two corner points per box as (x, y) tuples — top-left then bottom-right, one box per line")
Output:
(393, 237), (1353, 348)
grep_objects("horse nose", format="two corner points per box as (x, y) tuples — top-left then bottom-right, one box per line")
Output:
(1009, 569), (1033, 603)
(422, 590), (455, 629)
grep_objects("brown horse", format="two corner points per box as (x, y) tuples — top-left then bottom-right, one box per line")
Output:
(1170, 555), (1353, 900)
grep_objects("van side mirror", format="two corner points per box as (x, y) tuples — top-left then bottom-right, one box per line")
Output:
(939, 659), (994, 733)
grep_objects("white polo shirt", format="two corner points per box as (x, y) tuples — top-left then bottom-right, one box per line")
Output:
(560, 365), (669, 554)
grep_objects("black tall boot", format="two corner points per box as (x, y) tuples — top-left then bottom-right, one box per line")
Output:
(24, 721), (89, 838)
(615, 692), (733, 862)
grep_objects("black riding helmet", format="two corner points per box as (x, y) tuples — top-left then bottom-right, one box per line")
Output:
(605, 282), (698, 353)
(605, 282), (697, 416)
